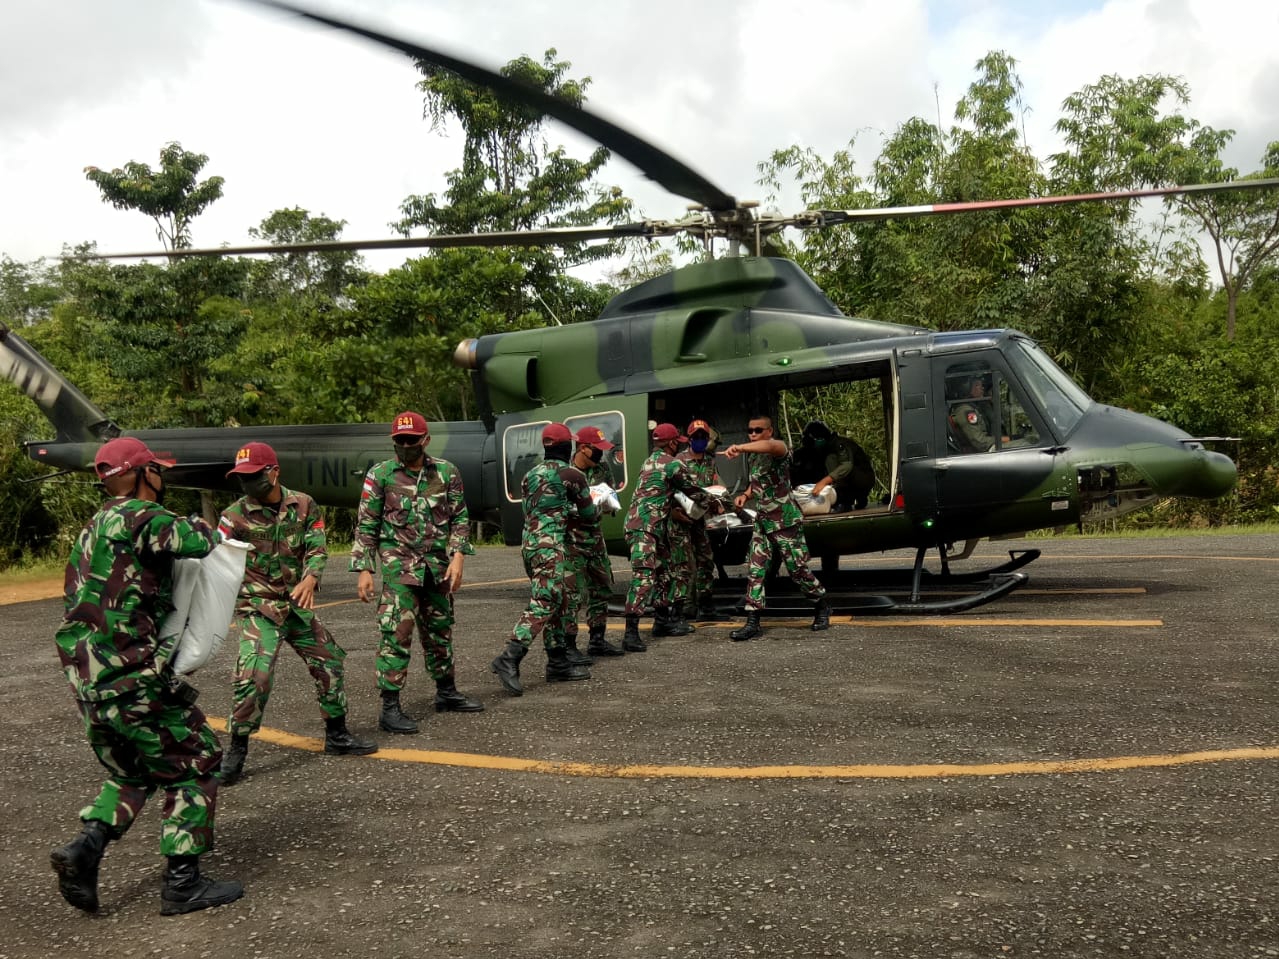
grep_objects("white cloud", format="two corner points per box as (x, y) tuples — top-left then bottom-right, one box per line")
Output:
(1, 0), (1275, 272)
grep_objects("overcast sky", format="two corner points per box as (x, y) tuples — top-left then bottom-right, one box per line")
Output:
(2, 0), (1276, 274)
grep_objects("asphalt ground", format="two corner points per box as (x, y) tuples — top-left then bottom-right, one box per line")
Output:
(3, 533), (1279, 958)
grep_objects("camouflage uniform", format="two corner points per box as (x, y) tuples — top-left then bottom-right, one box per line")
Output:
(742, 451), (826, 610)
(672, 450), (719, 605)
(624, 451), (715, 615)
(218, 487), (346, 737)
(55, 498), (221, 857)
(512, 458), (597, 650)
(350, 456), (474, 691)
(566, 458), (616, 637)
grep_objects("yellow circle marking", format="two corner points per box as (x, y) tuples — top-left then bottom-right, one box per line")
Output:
(208, 717), (1279, 780)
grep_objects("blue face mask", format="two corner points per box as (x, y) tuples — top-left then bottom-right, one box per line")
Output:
(690, 437), (709, 454)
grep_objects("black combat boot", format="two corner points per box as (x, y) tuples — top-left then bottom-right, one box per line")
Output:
(545, 646), (591, 683)
(811, 597), (832, 632)
(622, 614), (647, 652)
(50, 819), (113, 912)
(585, 623), (625, 657)
(730, 610), (763, 642)
(324, 716), (379, 755)
(434, 675), (485, 712)
(220, 733), (249, 786)
(562, 625), (594, 667)
(378, 689), (420, 734)
(696, 592), (726, 621)
(491, 640), (528, 696)
(653, 606), (694, 637)
(159, 855), (244, 916)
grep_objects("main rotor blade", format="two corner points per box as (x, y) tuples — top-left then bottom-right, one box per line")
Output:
(813, 178), (1279, 226)
(244, 0), (737, 212)
(99, 223), (652, 259)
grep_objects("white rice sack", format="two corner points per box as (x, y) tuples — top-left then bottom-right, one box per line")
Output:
(165, 539), (251, 675)
(794, 483), (836, 516)
(590, 483), (621, 514)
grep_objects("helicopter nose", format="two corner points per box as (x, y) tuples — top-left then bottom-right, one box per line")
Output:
(1184, 448), (1237, 499)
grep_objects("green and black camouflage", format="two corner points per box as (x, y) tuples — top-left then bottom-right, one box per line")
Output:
(512, 458), (596, 650)
(740, 450), (826, 610)
(218, 487), (347, 735)
(566, 458), (617, 634)
(56, 497), (222, 857)
(351, 455), (474, 689)
(672, 449), (719, 603)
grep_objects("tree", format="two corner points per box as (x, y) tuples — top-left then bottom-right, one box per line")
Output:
(84, 143), (224, 251)
(1174, 140), (1279, 340)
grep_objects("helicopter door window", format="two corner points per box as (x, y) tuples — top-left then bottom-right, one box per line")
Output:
(501, 421), (550, 503)
(997, 378), (1041, 448)
(564, 411), (626, 491)
(945, 365), (999, 455)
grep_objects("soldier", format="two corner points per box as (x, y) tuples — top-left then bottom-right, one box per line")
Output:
(795, 420), (876, 510)
(622, 423), (720, 651)
(566, 425), (625, 658)
(948, 373), (997, 454)
(51, 437), (243, 916)
(723, 414), (831, 641)
(218, 442), (377, 785)
(674, 418), (722, 620)
(491, 422), (596, 695)
(351, 411), (483, 735)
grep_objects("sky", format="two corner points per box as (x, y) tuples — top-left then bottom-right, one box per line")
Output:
(1, 0), (1276, 275)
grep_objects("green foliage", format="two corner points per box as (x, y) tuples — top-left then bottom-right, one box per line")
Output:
(84, 143), (224, 251)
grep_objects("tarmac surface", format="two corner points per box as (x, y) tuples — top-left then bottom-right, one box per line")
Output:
(2, 533), (1279, 958)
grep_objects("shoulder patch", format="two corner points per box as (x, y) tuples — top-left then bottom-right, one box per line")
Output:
(966, 411), (979, 425)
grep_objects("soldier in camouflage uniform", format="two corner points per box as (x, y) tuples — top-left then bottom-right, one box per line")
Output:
(491, 423), (596, 695)
(217, 442), (377, 785)
(622, 423), (720, 651)
(351, 411), (483, 735)
(673, 418), (723, 620)
(724, 415), (831, 641)
(563, 425), (625, 658)
(51, 437), (243, 916)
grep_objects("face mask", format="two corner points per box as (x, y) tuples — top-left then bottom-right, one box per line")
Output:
(690, 437), (709, 454)
(239, 472), (274, 500)
(395, 443), (426, 466)
(586, 446), (603, 463)
(812, 437), (827, 449)
(139, 467), (166, 506)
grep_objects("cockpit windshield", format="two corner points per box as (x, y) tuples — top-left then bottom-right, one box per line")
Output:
(1008, 339), (1092, 438)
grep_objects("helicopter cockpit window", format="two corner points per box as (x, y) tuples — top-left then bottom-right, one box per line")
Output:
(564, 411), (626, 491)
(502, 421), (550, 504)
(1008, 340), (1091, 438)
(944, 362), (1040, 455)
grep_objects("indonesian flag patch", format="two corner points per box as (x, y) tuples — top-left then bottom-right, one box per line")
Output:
(966, 412), (979, 424)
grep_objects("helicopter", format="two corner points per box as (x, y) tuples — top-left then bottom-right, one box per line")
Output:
(4, 0), (1276, 614)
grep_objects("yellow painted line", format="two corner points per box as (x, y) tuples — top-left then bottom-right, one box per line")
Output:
(207, 717), (1279, 780)
(683, 618), (1162, 629)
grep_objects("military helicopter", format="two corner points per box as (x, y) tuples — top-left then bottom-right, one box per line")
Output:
(5, 0), (1276, 613)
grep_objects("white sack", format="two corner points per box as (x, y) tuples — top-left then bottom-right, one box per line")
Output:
(589, 483), (621, 514)
(793, 484), (836, 516)
(162, 539), (251, 675)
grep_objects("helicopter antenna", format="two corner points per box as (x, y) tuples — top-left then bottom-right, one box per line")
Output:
(532, 290), (562, 326)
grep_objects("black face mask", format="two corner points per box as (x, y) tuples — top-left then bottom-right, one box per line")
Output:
(238, 471), (275, 500)
(137, 467), (166, 506)
(395, 442), (426, 466)
(584, 446), (603, 463)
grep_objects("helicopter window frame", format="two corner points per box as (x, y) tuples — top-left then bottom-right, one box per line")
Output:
(941, 356), (1047, 456)
(500, 420), (551, 504)
(1007, 339), (1091, 439)
(563, 410), (627, 492)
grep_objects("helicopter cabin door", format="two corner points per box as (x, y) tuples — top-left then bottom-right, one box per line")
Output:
(930, 352), (1075, 537)
(494, 394), (649, 547)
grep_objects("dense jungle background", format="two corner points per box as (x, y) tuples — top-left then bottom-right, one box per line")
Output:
(3, 51), (1278, 569)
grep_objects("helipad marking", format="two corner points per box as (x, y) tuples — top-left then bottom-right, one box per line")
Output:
(683, 617), (1163, 629)
(207, 717), (1279, 780)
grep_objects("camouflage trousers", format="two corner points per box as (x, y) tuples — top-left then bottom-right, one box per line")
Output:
(74, 684), (221, 856)
(667, 517), (714, 606)
(512, 547), (572, 651)
(624, 526), (673, 616)
(229, 607), (347, 737)
(745, 521), (826, 610)
(570, 532), (613, 630)
(376, 577), (456, 691)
